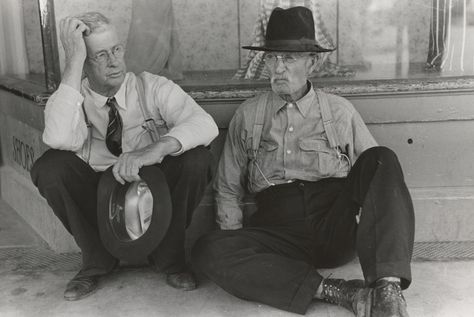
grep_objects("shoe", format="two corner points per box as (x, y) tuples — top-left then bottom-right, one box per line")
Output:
(370, 279), (409, 317)
(321, 278), (369, 315)
(166, 271), (197, 291)
(64, 275), (98, 301)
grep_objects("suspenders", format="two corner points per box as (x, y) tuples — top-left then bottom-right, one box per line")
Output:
(81, 103), (92, 163)
(251, 93), (269, 160)
(135, 73), (161, 143)
(81, 73), (161, 163)
(251, 90), (342, 159)
(316, 90), (343, 152)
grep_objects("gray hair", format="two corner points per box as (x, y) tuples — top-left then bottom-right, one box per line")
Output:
(74, 12), (110, 34)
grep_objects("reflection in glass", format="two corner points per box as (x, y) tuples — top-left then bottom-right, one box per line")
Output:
(30, 0), (474, 90)
(234, 0), (353, 80)
(234, 0), (474, 81)
(0, 0), (32, 76)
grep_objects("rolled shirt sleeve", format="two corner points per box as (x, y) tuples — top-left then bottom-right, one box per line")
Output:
(42, 83), (88, 151)
(147, 73), (218, 154)
(214, 109), (249, 230)
(349, 109), (378, 162)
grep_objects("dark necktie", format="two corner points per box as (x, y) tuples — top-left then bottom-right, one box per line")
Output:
(105, 97), (123, 156)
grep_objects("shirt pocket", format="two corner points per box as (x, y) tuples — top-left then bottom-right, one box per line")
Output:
(246, 138), (278, 189)
(131, 125), (154, 150)
(298, 138), (338, 177)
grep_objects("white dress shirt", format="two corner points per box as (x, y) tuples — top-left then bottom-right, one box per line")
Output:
(43, 71), (218, 171)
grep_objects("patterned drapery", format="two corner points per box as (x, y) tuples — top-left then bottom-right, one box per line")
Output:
(234, 0), (354, 80)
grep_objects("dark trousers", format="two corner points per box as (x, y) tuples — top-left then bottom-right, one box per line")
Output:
(192, 146), (415, 315)
(31, 146), (213, 277)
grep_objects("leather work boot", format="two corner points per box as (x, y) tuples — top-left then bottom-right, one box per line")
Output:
(321, 278), (369, 315)
(166, 271), (197, 291)
(370, 279), (409, 317)
(64, 275), (98, 301)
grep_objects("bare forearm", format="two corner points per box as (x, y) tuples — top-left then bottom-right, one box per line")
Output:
(140, 136), (182, 166)
(112, 136), (182, 184)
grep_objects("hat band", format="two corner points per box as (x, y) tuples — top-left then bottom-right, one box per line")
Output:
(265, 39), (317, 48)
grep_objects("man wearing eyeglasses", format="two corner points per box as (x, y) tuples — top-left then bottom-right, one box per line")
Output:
(30, 12), (218, 300)
(192, 6), (414, 317)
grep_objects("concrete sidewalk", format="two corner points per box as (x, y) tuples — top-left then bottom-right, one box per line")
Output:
(1, 200), (474, 317)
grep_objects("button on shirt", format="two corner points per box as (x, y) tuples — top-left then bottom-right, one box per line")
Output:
(43, 72), (218, 171)
(214, 85), (378, 229)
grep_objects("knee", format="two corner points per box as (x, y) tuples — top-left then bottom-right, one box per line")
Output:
(362, 146), (399, 166)
(178, 146), (213, 177)
(30, 150), (77, 187)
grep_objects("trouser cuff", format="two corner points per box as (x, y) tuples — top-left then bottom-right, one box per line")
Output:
(288, 268), (323, 314)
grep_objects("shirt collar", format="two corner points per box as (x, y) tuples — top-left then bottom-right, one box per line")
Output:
(84, 73), (128, 110)
(272, 81), (315, 118)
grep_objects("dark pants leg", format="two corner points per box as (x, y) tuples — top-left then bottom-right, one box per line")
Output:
(192, 146), (414, 314)
(30, 150), (116, 277)
(192, 184), (323, 314)
(149, 146), (213, 274)
(314, 146), (415, 289)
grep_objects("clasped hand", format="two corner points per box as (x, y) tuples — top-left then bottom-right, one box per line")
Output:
(112, 150), (145, 184)
(112, 136), (181, 184)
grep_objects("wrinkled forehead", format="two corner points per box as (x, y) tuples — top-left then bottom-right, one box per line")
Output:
(84, 25), (121, 54)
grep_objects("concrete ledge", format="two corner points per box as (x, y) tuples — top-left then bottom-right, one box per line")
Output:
(0, 166), (78, 252)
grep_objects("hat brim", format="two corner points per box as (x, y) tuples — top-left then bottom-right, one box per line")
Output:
(242, 44), (335, 53)
(97, 165), (172, 262)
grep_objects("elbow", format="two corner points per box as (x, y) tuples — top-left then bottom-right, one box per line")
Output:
(210, 120), (219, 141)
(42, 131), (81, 151)
(42, 133), (68, 150)
(206, 116), (219, 142)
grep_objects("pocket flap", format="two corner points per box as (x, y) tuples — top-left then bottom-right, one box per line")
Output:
(298, 139), (330, 152)
(261, 140), (278, 151)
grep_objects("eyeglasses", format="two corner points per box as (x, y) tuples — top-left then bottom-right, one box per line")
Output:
(89, 44), (125, 63)
(264, 53), (313, 65)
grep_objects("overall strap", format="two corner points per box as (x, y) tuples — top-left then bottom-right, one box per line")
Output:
(136, 73), (160, 143)
(81, 103), (92, 163)
(251, 93), (269, 159)
(316, 90), (341, 150)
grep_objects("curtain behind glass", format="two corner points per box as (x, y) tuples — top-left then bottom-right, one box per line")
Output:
(234, 0), (354, 80)
(0, 0), (29, 75)
(124, 0), (183, 80)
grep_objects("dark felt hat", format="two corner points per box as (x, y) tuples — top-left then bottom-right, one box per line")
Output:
(243, 6), (335, 53)
(97, 165), (172, 262)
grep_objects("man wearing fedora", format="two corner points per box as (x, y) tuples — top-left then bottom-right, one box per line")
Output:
(192, 6), (414, 317)
(30, 12), (218, 300)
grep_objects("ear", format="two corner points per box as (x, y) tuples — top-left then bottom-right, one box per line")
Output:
(305, 55), (319, 76)
(82, 60), (91, 80)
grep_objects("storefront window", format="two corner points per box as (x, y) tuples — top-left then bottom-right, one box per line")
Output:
(0, 0), (44, 78)
(3, 0), (474, 94)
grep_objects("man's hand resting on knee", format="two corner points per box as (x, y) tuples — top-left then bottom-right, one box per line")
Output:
(112, 136), (181, 184)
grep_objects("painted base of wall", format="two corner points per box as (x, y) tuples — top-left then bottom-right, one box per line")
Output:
(0, 166), (78, 252)
(2, 164), (473, 253)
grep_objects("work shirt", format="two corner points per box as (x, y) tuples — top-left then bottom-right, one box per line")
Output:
(43, 71), (218, 171)
(215, 85), (378, 229)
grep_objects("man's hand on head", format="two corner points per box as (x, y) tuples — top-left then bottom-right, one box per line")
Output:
(59, 17), (90, 90)
(59, 17), (90, 66)
(112, 136), (182, 185)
